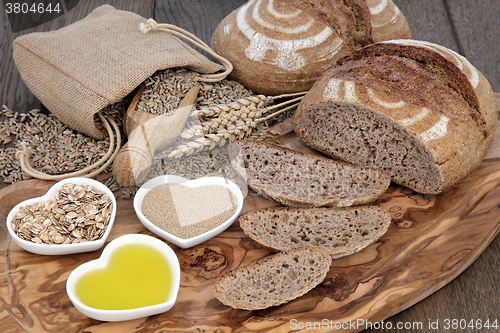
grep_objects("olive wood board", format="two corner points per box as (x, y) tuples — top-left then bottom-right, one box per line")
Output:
(0, 94), (499, 333)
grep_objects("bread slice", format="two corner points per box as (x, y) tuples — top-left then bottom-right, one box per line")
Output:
(229, 140), (391, 207)
(293, 40), (498, 194)
(240, 206), (391, 259)
(213, 247), (331, 310)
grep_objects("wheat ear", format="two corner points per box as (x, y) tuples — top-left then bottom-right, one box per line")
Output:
(167, 96), (303, 159)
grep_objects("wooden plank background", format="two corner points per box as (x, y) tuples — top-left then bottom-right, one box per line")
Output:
(0, 0), (499, 332)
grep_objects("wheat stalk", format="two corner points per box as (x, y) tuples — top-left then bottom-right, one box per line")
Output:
(168, 94), (303, 159)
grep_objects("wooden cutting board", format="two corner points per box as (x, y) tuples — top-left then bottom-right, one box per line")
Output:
(0, 95), (499, 333)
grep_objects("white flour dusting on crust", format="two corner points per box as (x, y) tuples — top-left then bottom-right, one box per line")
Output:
(367, 88), (406, 108)
(236, 0), (340, 71)
(399, 108), (429, 126)
(387, 39), (480, 88)
(420, 115), (449, 142)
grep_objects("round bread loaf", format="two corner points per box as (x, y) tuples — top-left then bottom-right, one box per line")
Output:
(211, 0), (411, 95)
(293, 40), (498, 195)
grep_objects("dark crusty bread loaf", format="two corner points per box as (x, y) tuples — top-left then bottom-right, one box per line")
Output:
(229, 140), (390, 207)
(294, 40), (498, 195)
(240, 205), (391, 258)
(211, 0), (411, 95)
(213, 247), (331, 310)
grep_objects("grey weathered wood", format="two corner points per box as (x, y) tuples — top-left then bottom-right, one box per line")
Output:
(392, 0), (460, 52)
(445, 0), (500, 91)
(0, 1), (154, 114)
(155, 0), (247, 45)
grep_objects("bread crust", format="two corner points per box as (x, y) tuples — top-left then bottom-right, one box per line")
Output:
(211, 0), (411, 95)
(294, 40), (498, 194)
(229, 140), (391, 207)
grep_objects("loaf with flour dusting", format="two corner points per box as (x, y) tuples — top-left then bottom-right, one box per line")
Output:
(211, 0), (411, 95)
(294, 40), (498, 195)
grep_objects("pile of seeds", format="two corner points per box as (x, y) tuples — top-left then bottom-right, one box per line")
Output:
(10, 183), (113, 244)
(137, 68), (298, 161)
(0, 103), (124, 185)
(137, 67), (255, 115)
(135, 67), (295, 185)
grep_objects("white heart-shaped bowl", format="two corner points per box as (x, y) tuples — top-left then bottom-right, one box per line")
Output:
(133, 175), (244, 248)
(66, 233), (180, 321)
(6, 177), (116, 255)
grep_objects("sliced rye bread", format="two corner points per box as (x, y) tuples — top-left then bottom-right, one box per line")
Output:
(213, 247), (331, 310)
(293, 40), (498, 194)
(239, 205), (391, 259)
(229, 140), (391, 207)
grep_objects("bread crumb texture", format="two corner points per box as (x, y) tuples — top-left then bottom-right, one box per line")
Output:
(213, 247), (331, 310)
(230, 140), (390, 207)
(295, 102), (442, 193)
(240, 206), (391, 258)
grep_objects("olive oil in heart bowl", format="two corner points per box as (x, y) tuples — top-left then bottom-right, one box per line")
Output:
(66, 234), (180, 321)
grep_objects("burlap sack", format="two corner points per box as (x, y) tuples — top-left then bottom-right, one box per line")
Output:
(13, 5), (228, 139)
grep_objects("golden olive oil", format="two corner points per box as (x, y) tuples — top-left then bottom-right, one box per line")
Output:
(75, 243), (173, 310)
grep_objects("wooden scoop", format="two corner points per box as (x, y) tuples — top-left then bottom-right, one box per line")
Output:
(112, 85), (200, 187)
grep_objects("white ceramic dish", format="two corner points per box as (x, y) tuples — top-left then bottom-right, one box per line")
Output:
(66, 234), (180, 321)
(133, 175), (244, 248)
(6, 177), (116, 255)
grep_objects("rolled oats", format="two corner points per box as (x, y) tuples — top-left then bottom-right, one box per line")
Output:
(10, 183), (113, 244)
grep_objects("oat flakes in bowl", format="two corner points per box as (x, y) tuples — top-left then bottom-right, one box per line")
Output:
(6, 177), (116, 255)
